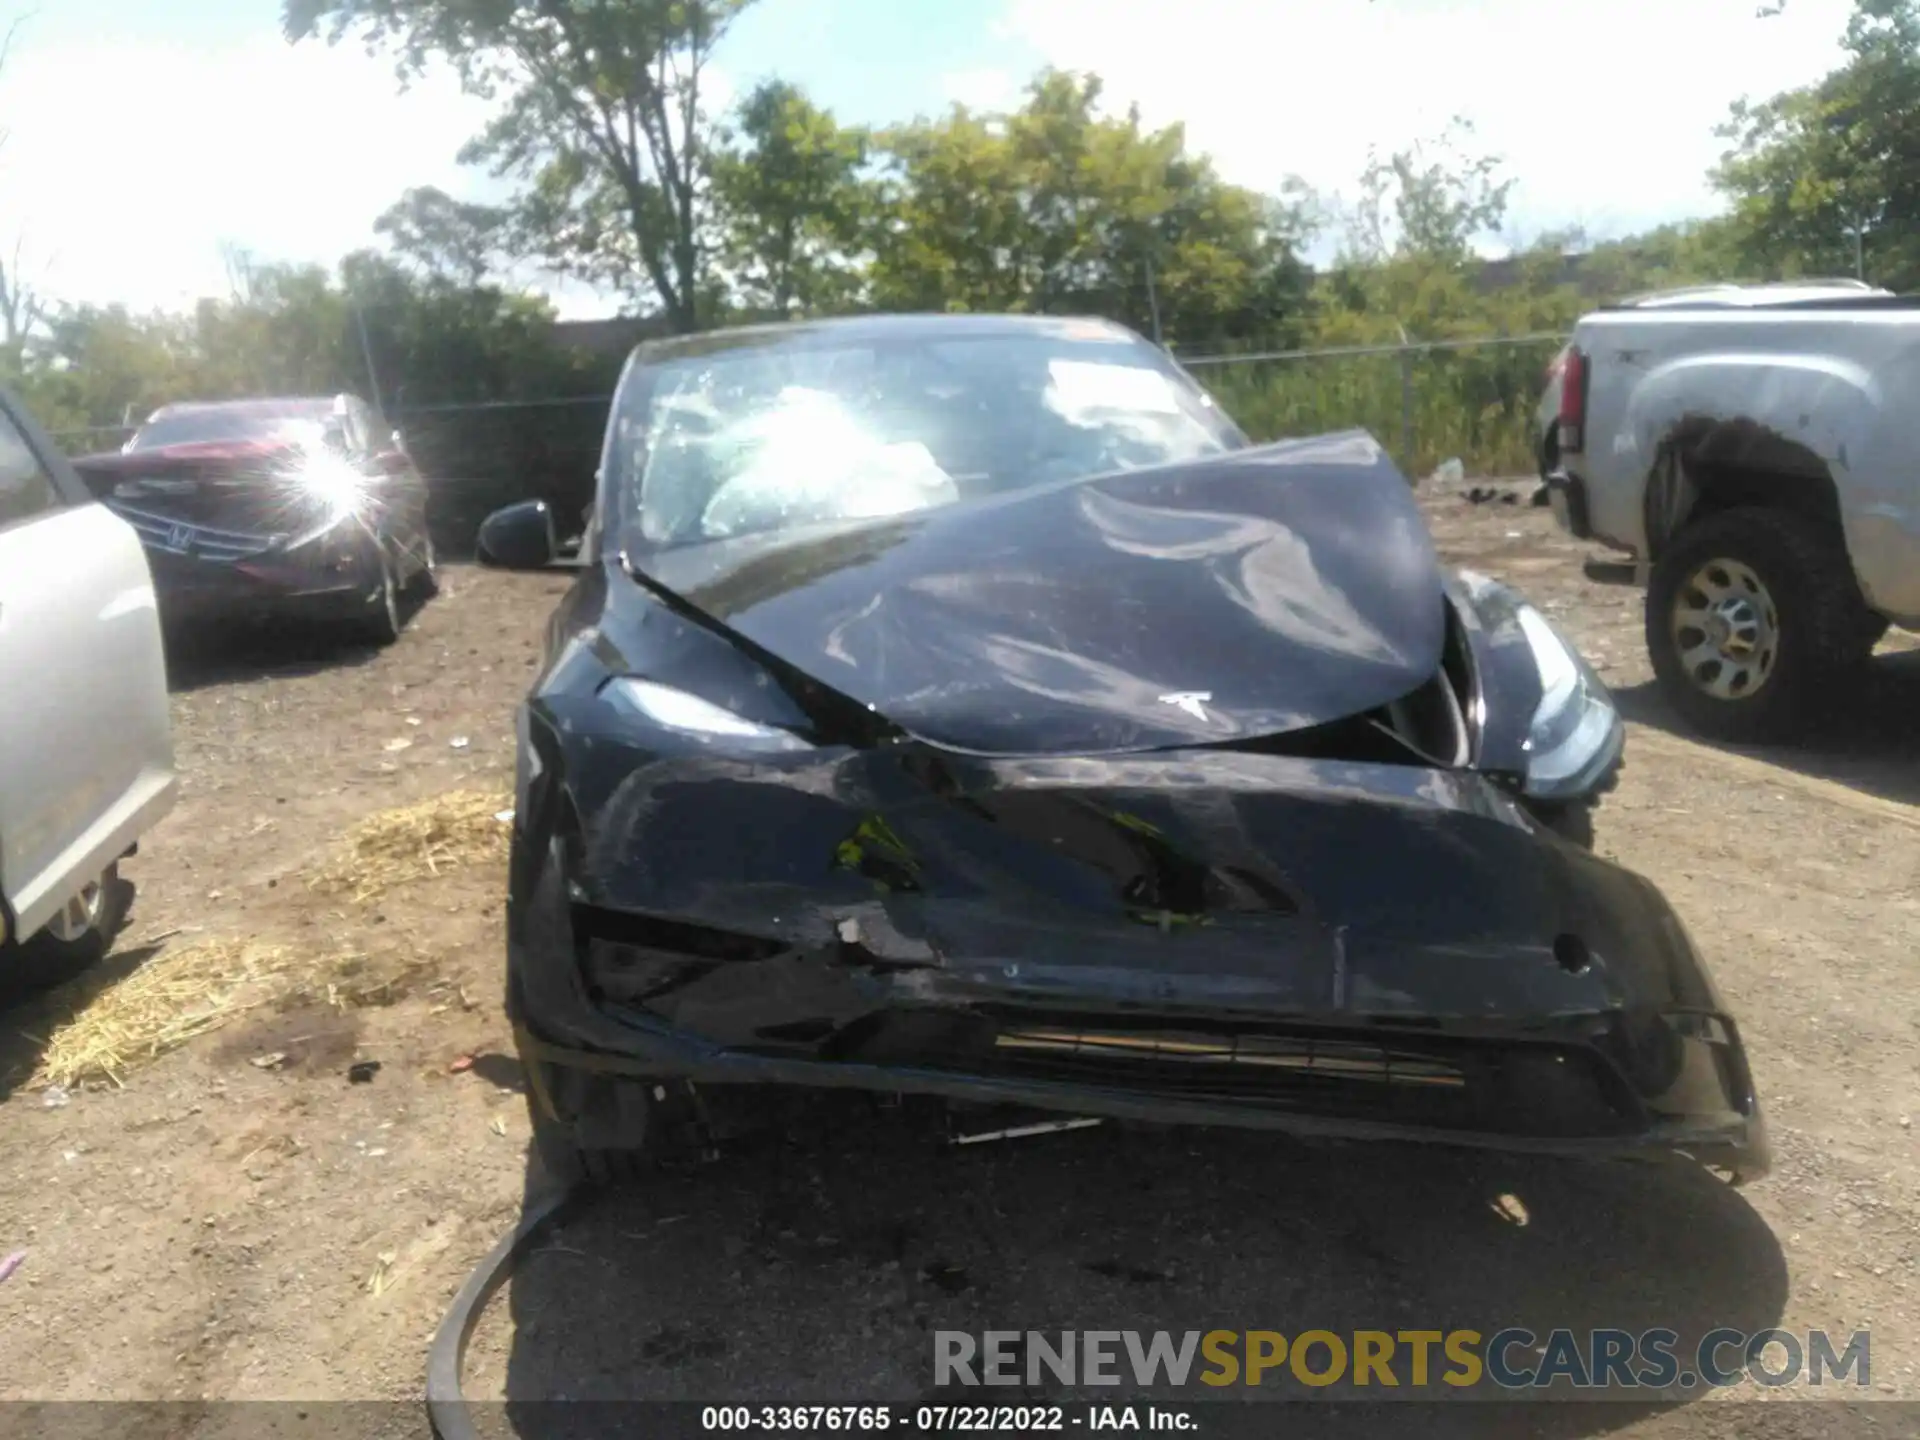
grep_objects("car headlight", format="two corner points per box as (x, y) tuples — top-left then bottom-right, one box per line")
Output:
(602, 677), (811, 750)
(280, 453), (372, 548)
(298, 453), (367, 520)
(1514, 603), (1623, 800)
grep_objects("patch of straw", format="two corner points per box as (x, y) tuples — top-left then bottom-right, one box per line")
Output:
(306, 790), (511, 903)
(27, 938), (300, 1090)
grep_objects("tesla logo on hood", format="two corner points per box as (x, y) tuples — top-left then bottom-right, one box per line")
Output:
(1158, 691), (1213, 721)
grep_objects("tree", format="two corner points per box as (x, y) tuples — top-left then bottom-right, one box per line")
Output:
(1714, 0), (1920, 288)
(1575, 220), (1747, 297)
(23, 305), (198, 440)
(18, 250), (591, 434)
(866, 70), (1313, 347)
(284, 0), (757, 331)
(375, 186), (511, 286)
(191, 260), (352, 397)
(1311, 120), (1522, 345)
(1336, 119), (1513, 267)
(0, 238), (47, 371)
(709, 80), (871, 317)
(337, 249), (592, 406)
(0, 15), (45, 374)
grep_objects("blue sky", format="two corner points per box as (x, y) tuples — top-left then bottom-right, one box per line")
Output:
(0, 0), (1861, 318)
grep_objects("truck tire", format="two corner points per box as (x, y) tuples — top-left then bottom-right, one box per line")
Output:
(1646, 507), (1878, 743)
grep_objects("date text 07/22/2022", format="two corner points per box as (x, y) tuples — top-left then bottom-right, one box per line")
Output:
(700, 1404), (1193, 1432)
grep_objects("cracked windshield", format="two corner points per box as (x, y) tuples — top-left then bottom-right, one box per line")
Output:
(620, 332), (1239, 545)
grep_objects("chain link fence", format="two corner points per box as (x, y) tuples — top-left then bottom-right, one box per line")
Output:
(48, 331), (1566, 555)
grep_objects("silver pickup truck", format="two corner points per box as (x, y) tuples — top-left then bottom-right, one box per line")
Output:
(1546, 279), (1918, 741)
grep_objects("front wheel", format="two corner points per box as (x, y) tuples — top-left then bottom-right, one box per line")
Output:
(409, 529), (439, 598)
(1646, 508), (1878, 743)
(5, 863), (131, 991)
(355, 544), (404, 647)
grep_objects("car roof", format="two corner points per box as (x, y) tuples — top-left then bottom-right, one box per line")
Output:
(626, 312), (1145, 366)
(144, 396), (351, 422)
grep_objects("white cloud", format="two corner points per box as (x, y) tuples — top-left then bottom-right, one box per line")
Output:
(942, 66), (1022, 112)
(0, 29), (743, 320)
(0, 30), (496, 311)
(996, 0), (1858, 247)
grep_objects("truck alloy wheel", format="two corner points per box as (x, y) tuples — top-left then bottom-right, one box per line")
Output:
(1667, 557), (1779, 701)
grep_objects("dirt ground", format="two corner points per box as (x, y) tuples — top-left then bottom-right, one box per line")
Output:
(2, 485), (1918, 1434)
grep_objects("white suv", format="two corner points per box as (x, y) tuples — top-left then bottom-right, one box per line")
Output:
(0, 386), (175, 978)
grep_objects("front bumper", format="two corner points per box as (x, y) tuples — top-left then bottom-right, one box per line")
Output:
(514, 1020), (1769, 1179)
(144, 541), (379, 622)
(506, 739), (1771, 1181)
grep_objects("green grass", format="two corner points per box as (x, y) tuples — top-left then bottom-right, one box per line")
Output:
(1201, 338), (1559, 479)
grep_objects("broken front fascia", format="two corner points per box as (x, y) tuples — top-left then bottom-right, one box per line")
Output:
(507, 699), (1764, 1174)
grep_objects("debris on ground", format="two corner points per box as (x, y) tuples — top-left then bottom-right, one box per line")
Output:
(250, 1052), (289, 1071)
(920, 1260), (972, 1294)
(1491, 1193), (1531, 1226)
(27, 939), (302, 1090)
(305, 790), (511, 903)
(448, 1054), (474, 1074)
(0, 1250), (25, 1284)
(1431, 457), (1465, 486)
(347, 1060), (382, 1084)
(41, 1085), (70, 1109)
(365, 1250), (398, 1296)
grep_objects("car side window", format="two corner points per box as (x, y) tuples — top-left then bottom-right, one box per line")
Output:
(0, 406), (60, 532)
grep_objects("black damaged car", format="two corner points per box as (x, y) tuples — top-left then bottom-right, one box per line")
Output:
(479, 313), (1768, 1185)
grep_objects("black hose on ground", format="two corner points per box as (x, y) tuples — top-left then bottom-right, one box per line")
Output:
(426, 1182), (583, 1440)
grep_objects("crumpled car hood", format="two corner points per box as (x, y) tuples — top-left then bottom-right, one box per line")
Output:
(633, 430), (1448, 755)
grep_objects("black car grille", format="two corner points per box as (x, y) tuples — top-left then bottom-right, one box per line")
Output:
(109, 501), (277, 563)
(973, 1020), (1641, 1138)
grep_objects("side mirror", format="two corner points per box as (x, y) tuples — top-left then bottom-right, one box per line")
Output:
(478, 500), (557, 570)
